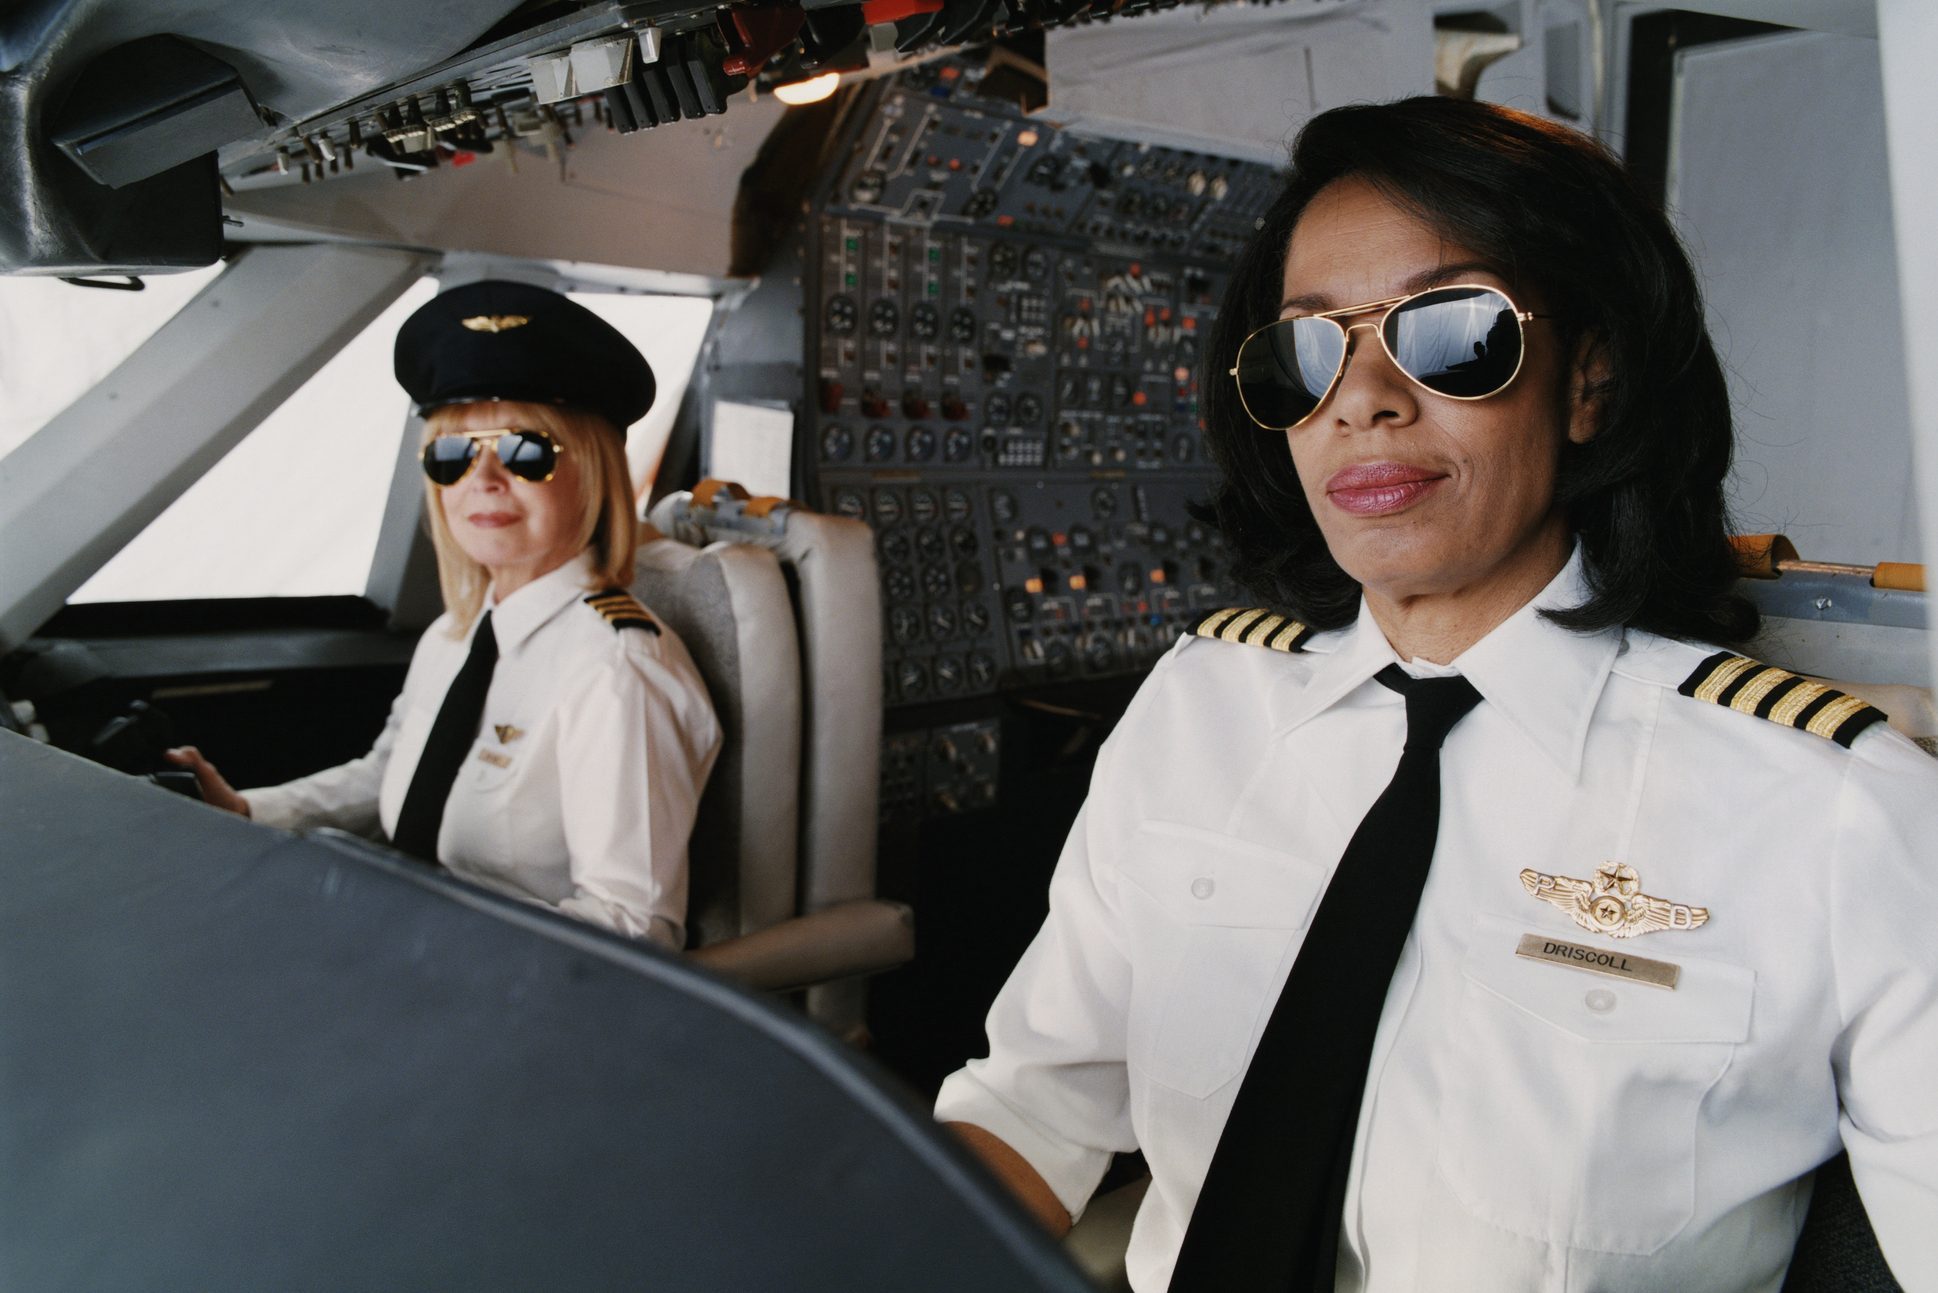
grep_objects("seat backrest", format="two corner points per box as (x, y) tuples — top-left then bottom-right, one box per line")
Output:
(650, 482), (883, 1029)
(630, 531), (802, 947)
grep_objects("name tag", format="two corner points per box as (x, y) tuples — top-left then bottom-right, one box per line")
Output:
(476, 748), (512, 769)
(1514, 933), (1680, 990)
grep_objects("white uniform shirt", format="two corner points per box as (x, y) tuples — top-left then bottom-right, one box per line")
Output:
(243, 553), (721, 950)
(935, 552), (1938, 1291)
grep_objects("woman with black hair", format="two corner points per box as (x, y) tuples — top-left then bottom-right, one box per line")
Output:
(936, 97), (1938, 1291)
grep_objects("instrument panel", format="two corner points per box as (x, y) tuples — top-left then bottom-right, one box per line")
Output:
(798, 59), (1280, 814)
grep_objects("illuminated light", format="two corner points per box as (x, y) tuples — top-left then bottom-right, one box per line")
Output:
(1069, 574), (1088, 591)
(1025, 577), (1045, 594)
(1017, 129), (1040, 147)
(1149, 568), (1167, 584)
(773, 72), (841, 106)
(1131, 391), (1148, 407)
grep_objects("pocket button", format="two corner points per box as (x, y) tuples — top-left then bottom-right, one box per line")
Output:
(1585, 988), (1617, 1014)
(1190, 877), (1215, 900)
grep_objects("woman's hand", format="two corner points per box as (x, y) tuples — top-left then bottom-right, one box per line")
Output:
(164, 746), (251, 816)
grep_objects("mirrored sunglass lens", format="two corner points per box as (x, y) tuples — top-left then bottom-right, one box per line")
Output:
(1385, 287), (1522, 398)
(1236, 318), (1345, 428)
(498, 430), (557, 481)
(423, 435), (477, 485)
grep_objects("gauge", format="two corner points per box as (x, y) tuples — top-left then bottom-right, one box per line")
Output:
(864, 425), (896, 463)
(961, 601), (990, 634)
(949, 526), (979, 558)
(868, 298), (900, 338)
(878, 528), (912, 565)
(1091, 486), (1118, 519)
(990, 243), (1019, 278)
(1023, 247), (1050, 280)
(909, 489), (939, 524)
(944, 488), (974, 523)
(1004, 587), (1034, 621)
(933, 655), (964, 694)
(905, 426), (937, 462)
(824, 295), (858, 336)
(984, 393), (1012, 426)
(832, 489), (866, 522)
(922, 565), (953, 601)
(820, 425), (853, 462)
(909, 302), (940, 340)
(1082, 634), (1117, 673)
(990, 490), (1019, 523)
(872, 488), (904, 525)
(890, 606), (923, 644)
(1014, 393), (1043, 425)
(949, 306), (977, 344)
(896, 659), (929, 698)
(928, 604), (958, 639)
(967, 651), (997, 688)
(916, 526), (948, 563)
(885, 568), (916, 602)
(964, 189), (998, 219)
(943, 427), (975, 462)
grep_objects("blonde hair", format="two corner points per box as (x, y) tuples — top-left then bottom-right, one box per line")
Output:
(422, 401), (638, 633)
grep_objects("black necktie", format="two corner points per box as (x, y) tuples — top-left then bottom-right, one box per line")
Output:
(1170, 664), (1482, 1292)
(391, 611), (497, 864)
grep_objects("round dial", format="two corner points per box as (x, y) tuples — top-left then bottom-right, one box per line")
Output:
(905, 426), (937, 462)
(864, 425), (896, 463)
(909, 490), (940, 525)
(884, 568), (916, 602)
(984, 393), (1012, 426)
(909, 303), (940, 340)
(961, 601), (991, 635)
(896, 659), (929, 699)
(943, 427), (975, 463)
(832, 489), (866, 522)
(872, 488), (904, 526)
(890, 606), (923, 644)
(990, 243), (1020, 278)
(916, 526), (948, 564)
(990, 490), (1019, 524)
(878, 528), (912, 565)
(921, 565), (954, 601)
(928, 604), (958, 639)
(967, 651), (997, 687)
(1014, 393), (1043, 426)
(949, 526), (979, 558)
(933, 654), (964, 693)
(824, 295), (858, 336)
(1091, 486), (1118, 519)
(944, 489), (974, 524)
(820, 425), (853, 463)
(868, 299), (900, 338)
(1023, 248), (1050, 280)
(949, 307), (977, 345)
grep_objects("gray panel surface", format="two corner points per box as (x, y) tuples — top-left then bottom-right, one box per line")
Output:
(0, 732), (1088, 1293)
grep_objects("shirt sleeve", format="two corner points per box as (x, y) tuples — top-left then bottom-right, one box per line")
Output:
(238, 690), (402, 835)
(552, 642), (720, 951)
(934, 796), (1140, 1221)
(1828, 730), (1938, 1285)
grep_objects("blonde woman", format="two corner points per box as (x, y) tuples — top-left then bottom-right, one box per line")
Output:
(169, 281), (720, 950)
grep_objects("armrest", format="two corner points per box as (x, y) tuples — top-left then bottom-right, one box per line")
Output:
(688, 899), (914, 993)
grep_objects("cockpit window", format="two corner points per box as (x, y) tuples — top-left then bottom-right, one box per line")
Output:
(566, 290), (713, 494)
(66, 281), (713, 604)
(69, 278), (440, 604)
(0, 265), (225, 461)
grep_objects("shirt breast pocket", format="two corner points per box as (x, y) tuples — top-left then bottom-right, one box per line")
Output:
(1434, 912), (1755, 1255)
(1117, 821), (1330, 1100)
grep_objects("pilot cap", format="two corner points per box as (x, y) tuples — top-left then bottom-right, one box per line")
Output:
(394, 280), (656, 432)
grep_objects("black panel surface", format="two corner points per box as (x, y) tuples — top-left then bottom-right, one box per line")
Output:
(0, 732), (1089, 1292)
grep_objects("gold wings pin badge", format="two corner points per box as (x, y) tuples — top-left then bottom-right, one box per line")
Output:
(1519, 862), (1708, 939)
(460, 314), (530, 333)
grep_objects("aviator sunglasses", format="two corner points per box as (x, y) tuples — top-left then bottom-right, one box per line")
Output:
(420, 428), (567, 487)
(1230, 284), (1550, 431)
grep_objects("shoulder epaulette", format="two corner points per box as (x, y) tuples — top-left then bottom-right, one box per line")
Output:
(1677, 651), (1886, 747)
(584, 588), (660, 634)
(1185, 607), (1313, 653)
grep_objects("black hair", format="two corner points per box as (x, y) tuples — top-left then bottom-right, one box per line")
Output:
(1200, 95), (1757, 645)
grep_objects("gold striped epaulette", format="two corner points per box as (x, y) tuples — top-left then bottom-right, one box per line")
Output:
(584, 588), (660, 634)
(1677, 651), (1886, 748)
(1185, 607), (1313, 653)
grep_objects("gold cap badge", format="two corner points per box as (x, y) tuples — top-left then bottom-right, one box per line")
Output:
(1520, 863), (1708, 939)
(493, 724), (524, 744)
(460, 314), (531, 333)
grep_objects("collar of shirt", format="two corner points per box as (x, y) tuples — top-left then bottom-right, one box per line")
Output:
(1267, 547), (1621, 780)
(483, 550), (597, 657)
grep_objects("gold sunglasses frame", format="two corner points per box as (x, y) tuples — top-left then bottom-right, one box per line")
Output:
(420, 427), (568, 487)
(1228, 283), (1549, 432)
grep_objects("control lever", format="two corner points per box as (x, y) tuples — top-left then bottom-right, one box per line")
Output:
(87, 700), (203, 800)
